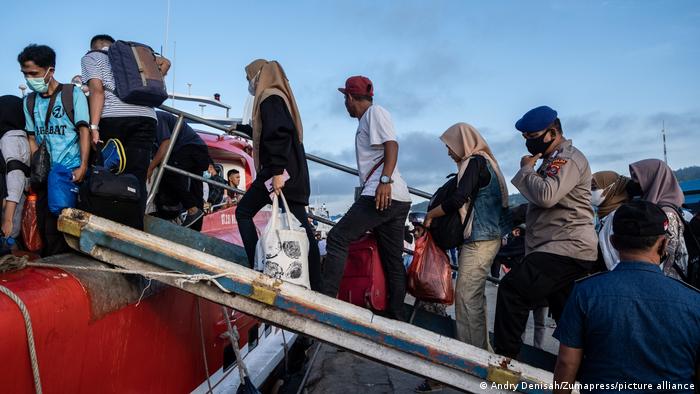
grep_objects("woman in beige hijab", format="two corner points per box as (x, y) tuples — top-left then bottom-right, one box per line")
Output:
(591, 171), (630, 271)
(424, 122), (509, 351)
(233, 59), (321, 291)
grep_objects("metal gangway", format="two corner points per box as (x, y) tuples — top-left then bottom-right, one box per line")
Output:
(58, 102), (557, 393)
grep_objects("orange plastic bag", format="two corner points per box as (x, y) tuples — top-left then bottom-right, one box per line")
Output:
(407, 233), (454, 304)
(21, 193), (43, 252)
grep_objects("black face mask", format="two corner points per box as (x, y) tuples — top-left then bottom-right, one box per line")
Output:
(525, 131), (555, 156)
(626, 180), (643, 198)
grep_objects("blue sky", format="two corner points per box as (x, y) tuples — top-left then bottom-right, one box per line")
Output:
(2, 0), (699, 212)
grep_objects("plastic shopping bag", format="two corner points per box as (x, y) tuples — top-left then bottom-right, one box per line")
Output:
(254, 192), (310, 288)
(21, 193), (43, 252)
(48, 163), (79, 215)
(407, 233), (455, 304)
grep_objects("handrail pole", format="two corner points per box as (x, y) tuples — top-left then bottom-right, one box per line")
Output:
(159, 104), (247, 138)
(157, 105), (432, 199)
(146, 114), (186, 207)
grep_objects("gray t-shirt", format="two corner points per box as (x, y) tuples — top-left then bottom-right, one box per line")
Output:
(1, 129), (29, 238)
(355, 105), (411, 202)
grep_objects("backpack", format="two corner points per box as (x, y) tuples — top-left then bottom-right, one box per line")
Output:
(26, 84), (76, 186)
(90, 40), (168, 107)
(26, 84), (76, 128)
(427, 174), (470, 250)
(0, 149), (30, 200)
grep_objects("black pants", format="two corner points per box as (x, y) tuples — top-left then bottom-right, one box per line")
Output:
(160, 145), (209, 211)
(235, 180), (322, 292)
(323, 196), (411, 320)
(493, 252), (592, 358)
(99, 116), (156, 230)
(35, 187), (69, 257)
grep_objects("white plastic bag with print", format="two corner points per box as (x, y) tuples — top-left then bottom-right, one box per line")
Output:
(254, 192), (310, 288)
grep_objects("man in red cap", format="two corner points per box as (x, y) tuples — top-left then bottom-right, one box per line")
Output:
(322, 76), (412, 320)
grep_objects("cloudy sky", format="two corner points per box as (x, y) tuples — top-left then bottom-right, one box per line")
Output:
(2, 0), (698, 213)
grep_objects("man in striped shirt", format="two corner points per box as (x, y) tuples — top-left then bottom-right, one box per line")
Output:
(81, 34), (158, 229)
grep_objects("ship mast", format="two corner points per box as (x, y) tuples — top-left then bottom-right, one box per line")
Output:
(662, 120), (668, 165)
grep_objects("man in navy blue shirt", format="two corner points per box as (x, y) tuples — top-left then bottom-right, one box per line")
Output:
(148, 111), (210, 230)
(553, 201), (700, 393)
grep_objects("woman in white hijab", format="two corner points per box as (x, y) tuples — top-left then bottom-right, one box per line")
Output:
(424, 122), (509, 351)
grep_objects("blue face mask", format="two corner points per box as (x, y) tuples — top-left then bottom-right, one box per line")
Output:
(26, 68), (52, 93)
(203, 171), (212, 179)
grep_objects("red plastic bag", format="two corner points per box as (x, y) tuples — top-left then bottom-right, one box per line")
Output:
(21, 193), (43, 252)
(407, 233), (454, 304)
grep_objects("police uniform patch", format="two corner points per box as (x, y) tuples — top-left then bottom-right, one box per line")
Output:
(545, 158), (568, 177)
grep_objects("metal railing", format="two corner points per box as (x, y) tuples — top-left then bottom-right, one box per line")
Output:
(147, 104), (432, 207)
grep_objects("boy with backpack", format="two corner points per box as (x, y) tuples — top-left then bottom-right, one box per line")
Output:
(81, 34), (169, 229)
(18, 44), (91, 255)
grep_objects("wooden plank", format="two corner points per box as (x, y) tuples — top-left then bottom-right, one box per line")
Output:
(58, 209), (557, 393)
(143, 216), (248, 265)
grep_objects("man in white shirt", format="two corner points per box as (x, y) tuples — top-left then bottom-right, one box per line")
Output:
(322, 76), (412, 321)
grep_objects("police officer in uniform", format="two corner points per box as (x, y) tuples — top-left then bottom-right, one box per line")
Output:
(493, 105), (598, 358)
(553, 201), (700, 392)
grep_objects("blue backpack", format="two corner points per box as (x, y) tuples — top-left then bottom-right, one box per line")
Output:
(92, 40), (168, 107)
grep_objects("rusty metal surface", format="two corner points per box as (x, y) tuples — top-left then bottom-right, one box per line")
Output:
(36, 254), (162, 321)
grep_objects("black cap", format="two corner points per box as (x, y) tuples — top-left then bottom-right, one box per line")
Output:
(613, 201), (669, 237)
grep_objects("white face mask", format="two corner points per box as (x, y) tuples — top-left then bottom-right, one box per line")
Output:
(591, 189), (605, 207)
(591, 184), (613, 207)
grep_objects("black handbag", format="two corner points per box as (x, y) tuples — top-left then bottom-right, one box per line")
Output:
(30, 141), (51, 186)
(88, 166), (140, 201)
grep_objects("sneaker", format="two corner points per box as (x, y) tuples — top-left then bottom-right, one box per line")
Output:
(181, 208), (204, 228)
(101, 138), (126, 174)
(415, 379), (443, 393)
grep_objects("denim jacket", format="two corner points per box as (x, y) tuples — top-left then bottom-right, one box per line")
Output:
(466, 162), (509, 243)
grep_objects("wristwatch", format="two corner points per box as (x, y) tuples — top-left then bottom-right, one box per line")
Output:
(89, 124), (100, 131)
(379, 175), (393, 184)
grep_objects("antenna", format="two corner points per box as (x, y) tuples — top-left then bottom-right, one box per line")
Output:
(163, 0), (171, 56)
(171, 40), (176, 107)
(662, 120), (668, 165)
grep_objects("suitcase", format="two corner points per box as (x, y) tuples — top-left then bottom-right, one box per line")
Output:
(338, 234), (387, 311)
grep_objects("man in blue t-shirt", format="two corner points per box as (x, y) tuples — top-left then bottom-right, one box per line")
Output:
(18, 44), (90, 255)
(553, 201), (700, 394)
(19, 45), (90, 181)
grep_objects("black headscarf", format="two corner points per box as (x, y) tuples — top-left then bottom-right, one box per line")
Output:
(0, 95), (25, 137)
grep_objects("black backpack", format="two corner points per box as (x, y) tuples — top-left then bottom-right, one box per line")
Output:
(427, 174), (471, 250)
(26, 84), (76, 186)
(26, 84), (76, 127)
(0, 149), (30, 200)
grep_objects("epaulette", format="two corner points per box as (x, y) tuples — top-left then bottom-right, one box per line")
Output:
(670, 277), (700, 294)
(575, 271), (608, 283)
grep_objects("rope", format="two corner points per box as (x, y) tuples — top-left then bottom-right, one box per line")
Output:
(197, 298), (214, 393)
(221, 307), (250, 384)
(0, 284), (43, 394)
(0, 256), (235, 294)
